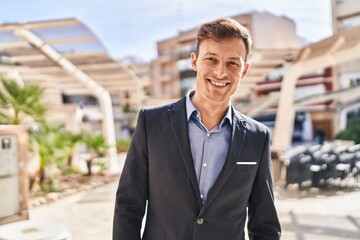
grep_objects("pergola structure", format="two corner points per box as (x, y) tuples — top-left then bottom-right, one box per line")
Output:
(272, 24), (360, 152)
(0, 18), (143, 170)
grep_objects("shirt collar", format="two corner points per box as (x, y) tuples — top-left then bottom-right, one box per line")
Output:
(185, 90), (233, 126)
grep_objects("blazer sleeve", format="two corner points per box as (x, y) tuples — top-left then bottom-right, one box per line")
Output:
(113, 109), (148, 240)
(247, 128), (281, 240)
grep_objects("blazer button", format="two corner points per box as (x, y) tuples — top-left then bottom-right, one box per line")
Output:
(196, 218), (204, 225)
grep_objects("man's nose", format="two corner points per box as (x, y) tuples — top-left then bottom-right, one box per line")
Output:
(214, 62), (228, 79)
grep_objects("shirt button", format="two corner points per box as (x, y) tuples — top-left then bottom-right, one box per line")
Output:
(196, 218), (204, 225)
(203, 162), (207, 167)
(200, 194), (204, 199)
(207, 133), (211, 137)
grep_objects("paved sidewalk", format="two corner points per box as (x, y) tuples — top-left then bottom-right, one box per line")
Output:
(275, 187), (360, 239)
(30, 181), (119, 240)
(29, 181), (360, 240)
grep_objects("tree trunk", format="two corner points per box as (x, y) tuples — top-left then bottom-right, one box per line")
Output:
(39, 168), (46, 185)
(86, 158), (93, 176)
(28, 171), (39, 191)
(67, 153), (72, 167)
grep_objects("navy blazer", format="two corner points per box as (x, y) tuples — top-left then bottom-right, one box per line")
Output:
(113, 97), (281, 240)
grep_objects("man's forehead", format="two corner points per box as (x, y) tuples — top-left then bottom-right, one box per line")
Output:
(199, 39), (246, 59)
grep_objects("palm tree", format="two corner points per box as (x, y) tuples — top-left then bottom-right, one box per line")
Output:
(28, 124), (58, 188)
(0, 76), (46, 124)
(28, 124), (83, 189)
(80, 133), (109, 176)
(53, 129), (83, 167)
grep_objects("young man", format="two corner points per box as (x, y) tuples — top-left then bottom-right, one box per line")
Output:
(113, 18), (281, 240)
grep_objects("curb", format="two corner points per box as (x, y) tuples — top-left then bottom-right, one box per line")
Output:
(29, 174), (120, 208)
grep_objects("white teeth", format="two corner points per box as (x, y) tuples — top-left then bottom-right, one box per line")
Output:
(210, 80), (227, 87)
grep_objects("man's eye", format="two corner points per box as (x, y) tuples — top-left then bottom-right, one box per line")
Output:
(205, 57), (215, 62)
(229, 62), (239, 67)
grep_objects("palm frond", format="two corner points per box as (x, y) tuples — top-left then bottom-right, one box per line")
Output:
(0, 77), (46, 124)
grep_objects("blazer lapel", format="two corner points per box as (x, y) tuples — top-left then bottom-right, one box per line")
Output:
(200, 108), (247, 213)
(168, 97), (202, 206)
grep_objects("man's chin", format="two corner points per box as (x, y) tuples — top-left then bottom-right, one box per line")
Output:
(205, 93), (229, 103)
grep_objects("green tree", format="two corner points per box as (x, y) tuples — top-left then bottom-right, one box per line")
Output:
(29, 124), (60, 188)
(336, 115), (360, 144)
(0, 77), (46, 124)
(80, 133), (109, 176)
(29, 124), (83, 190)
(53, 129), (83, 167)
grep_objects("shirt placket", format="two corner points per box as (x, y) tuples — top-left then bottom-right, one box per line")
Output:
(199, 130), (210, 204)
(199, 128), (219, 204)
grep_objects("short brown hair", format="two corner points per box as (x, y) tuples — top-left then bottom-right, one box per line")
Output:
(195, 17), (252, 62)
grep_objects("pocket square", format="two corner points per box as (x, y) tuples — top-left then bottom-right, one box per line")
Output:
(236, 161), (257, 165)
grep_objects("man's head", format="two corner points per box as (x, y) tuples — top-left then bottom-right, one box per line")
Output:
(195, 18), (252, 62)
(191, 18), (252, 104)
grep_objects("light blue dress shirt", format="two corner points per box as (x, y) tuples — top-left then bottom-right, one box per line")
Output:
(186, 91), (232, 205)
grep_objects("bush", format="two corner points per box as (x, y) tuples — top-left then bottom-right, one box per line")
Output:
(116, 138), (131, 153)
(336, 116), (360, 144)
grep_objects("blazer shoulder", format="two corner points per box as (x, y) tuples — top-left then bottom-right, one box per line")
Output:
(235, 110), (269, 136)
(140, 97), (185, 118)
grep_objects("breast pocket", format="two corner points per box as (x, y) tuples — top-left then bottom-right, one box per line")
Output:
(235, 161), (258, 171)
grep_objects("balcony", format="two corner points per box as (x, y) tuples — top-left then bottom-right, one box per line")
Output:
(158, 71), (178, 82)
(336, 0), (360, 19)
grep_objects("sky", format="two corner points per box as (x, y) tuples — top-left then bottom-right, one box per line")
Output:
(0, 0), (333, 62)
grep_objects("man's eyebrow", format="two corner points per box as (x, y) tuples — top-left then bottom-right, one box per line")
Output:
(203, 52), (241, 61)
(203, 52), (218, 56)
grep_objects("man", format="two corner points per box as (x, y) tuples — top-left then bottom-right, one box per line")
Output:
(113, 17), (281, 240)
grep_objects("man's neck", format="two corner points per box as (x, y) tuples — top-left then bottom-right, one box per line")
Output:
(191, 93), (229, 130)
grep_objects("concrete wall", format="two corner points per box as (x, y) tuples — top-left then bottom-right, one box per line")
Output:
(251, 12), (299, 50)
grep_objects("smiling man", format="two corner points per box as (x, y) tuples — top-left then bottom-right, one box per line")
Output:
(113, 18), (281, 240)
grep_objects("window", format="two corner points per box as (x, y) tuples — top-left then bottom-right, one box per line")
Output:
(177, 58), (192, 72)
(181, 77), (196, 96)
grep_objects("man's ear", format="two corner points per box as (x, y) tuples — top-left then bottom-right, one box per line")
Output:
(191, 52), (197, 71)
(241, 62), (250, 78)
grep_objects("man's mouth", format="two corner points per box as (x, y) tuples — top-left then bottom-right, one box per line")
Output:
(208, 79), (229, 87)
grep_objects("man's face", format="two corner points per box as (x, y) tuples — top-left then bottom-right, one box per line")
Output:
(191, 37), (249, 103)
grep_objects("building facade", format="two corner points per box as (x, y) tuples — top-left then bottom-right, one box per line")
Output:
(331, 0), (360, 133)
